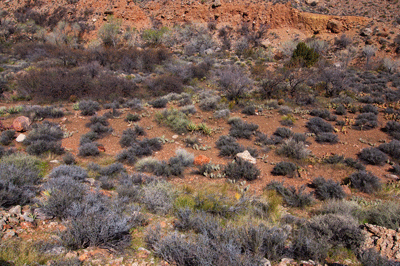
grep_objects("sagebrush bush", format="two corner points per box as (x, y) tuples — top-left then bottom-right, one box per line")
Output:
(119, 126), (146, 148)
(358, 147), (388, 165)
(360, 104), (379, 115)
(335, 104), (347, 115)
(213, 109), (230, 119)
(216, 135), (245, 157)
(315, 132), (339, 144)
(353, 112), (378, 130)
(306, 117), (334, 134)
(149, 97), (169, 108)
(349, 171), (381, 193)
(24, 121), (64, 156)
(228, 118), (259, 139)
(241, 106), (256, 115)
(0, 154), (42, 207)
(311, 177), (346, 200)
(344, 157), (366, 171)
(78, 142), (100, 157)
(126, 113), (141, 122)
(276, 138), (310, 159)
(323, 154), (344, 164)
(78, 100), (101, 116)
(62, 153), (76, 165)
(49, 165), (88, 181)
(180, 105), (197, 115)
(86, 115), (112, 136)
(382, 120), (400, 140)
(318, 200), (361, 220)
(146, 74), (183, 96)
(224, 158), (260, 181)
(255, 132), (282, 145)
(61, 193), (139, 250)
(217, 65), (252, 102)
(358, 248), (399, 266)
(271, 161), (297, 177)
(42, 176), (87, 219)
(0, 130), (15, 146)
(309, 109), (336, 121)
(79, 131), (99, 145)
(364, 201), (400, 230)
(199, 95), (221, 111)
(141, 180), (175, 215)
(378, 140), (400, 158)
(266, 182), (313, 208)
(273, 127), (293, 139)
(24, 105), (64, 121)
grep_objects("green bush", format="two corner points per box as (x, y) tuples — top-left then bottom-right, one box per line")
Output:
(291, 42), (320, 67)
(155, 108), (191, 134)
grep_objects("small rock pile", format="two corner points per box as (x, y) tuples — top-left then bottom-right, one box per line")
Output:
(361, 223), (400, 261)
(0, 205), (35, 240)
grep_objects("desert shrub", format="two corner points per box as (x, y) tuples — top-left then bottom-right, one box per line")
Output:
(378, 140), (400, 158)
(213, 109), (230, 119)
(146, 74), (183, 96)
(149, 97), (169, 108)
(86, 115), (112, 136)
(266, 182), (313, 208)
(199, 95), (221, 111)
(23, 105), (64, 121)
(291, 42), (320, 67)
(309, 109), (336, 121)
(334, 34), (353, 49)
(141, 180), (175, 215)
(273, 127), (293, 139)
(349, 171), (381, 193)
(42, 176), (87, 219)
(180, 105), (197, 115)
(318, 200), (361, 220)
(156, 108), (190, 134)
(364, 201), (400, 230)
(78, 142), (100, 157)
(49, 165), (88, 181)
(353, 113), (378, 130)
(126, 113), (141, 122)
(117, 137), (162, 164)
(323, 154), (344, 164)
(24, 121), (64, 155)
(215, 135), (245, 157)
(119, 126), (146, 148)
(78, 100), (100, 116)
(276, 138), (310, 160)
(306, 117), (334, 134)
(123, 98), (142, 110)
(0, 130), (15, 146)
(48, 258), (82, 266)
(62, 153), (76, 165)
(0, 154), (42, 207)
(311, 177), (346, 200)
(79, 131), (99, 145)
(335, 104), (347, 115)
(315, 132), (339, 144)
(271, 161), (297, 177)
(360, 104), (379, 115)
(241, 106), (256, 115)
(255, 132), (281, 146)
(293, 133), (307, 143)
(358, 147), (388, 165)
(228, 118), (259, 139)
(223, 158), (260, 181)
(389, 164), (400, 176)
(61, 193), (138, 250)
(217, 65), (252, 102)
(293, 214), (364, 262)
(382, 120), (400, 140)
(358, 248), (400, 266)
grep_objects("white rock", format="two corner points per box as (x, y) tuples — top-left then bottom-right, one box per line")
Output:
(50, 160), (60, 164)
(16, 134), (26, 142)
(172, 135), (179, 139)
(236, 150), (256, 164)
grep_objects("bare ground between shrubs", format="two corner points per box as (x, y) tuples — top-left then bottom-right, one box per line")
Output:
(1, 101), (395, 196)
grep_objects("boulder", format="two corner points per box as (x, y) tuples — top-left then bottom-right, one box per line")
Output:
(360, 27), (372, 37)
(362, 223), (400, 260)
(194, 155), (211, 166)
(12, 116), (30, 132)
(327, 19), (342, 33)
(236, 150), (256, 164)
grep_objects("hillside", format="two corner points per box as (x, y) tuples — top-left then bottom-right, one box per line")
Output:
(0, 0), (400, 265)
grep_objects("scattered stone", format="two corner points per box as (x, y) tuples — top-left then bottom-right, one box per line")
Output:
(194, 155), (211, 166)
(9, 205), (21, 216)
(172, 135), (179, 139)
(327, 19), (342, 33)
(20, 221), (35, 229)
(305, 0), (318, 6)
(16, 133), (26, 142)
(236, 150), (256, 164)
(2, 229), (17, 240)
(85, 178), (96, 186)
(12, 116), (31, 132)
(138, 247), (151, 254)
(261, 258), (271, 266)
(65, 251), (79, 259)
(360, 27), (372, 36)
(212, 0), (221, 8)
(385, 174), (399, 180)
(50, 160), (60, 164)
(34, 208), (54, 220)
(46, 246), (66, 256)
(21, 214), (34, 223)
(278, 258), (296, 266)
(98, 145), (106, 152)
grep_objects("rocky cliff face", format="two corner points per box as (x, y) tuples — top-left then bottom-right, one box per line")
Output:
(0, 0), (370, 40)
